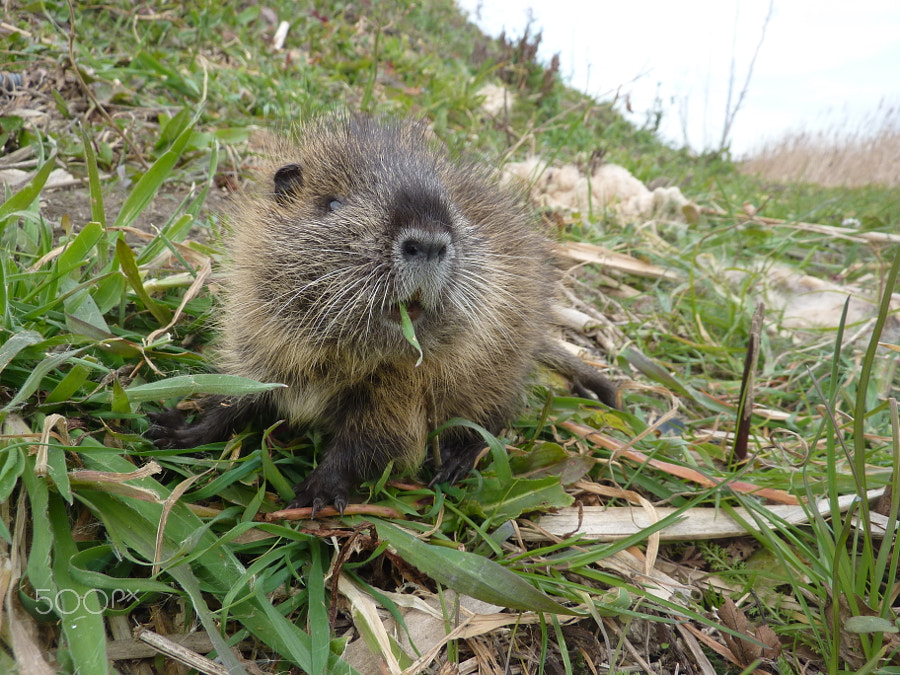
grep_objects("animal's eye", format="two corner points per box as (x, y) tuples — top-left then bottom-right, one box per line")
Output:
(328, 198), (343, 212)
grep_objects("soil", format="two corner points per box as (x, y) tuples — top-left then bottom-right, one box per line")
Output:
(37, 176), (235, 237)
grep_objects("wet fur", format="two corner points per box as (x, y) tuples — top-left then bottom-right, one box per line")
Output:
(149, 115), (617, 513)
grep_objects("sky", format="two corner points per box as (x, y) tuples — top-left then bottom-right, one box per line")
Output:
(455, 0), (900, 157)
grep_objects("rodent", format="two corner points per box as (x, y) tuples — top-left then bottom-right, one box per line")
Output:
(149, 115), (618, 514)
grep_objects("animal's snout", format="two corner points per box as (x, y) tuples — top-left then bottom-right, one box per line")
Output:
(393, 227), (455, 308)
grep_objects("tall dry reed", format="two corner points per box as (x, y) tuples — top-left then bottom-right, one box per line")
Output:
(741, 102), (900, 187)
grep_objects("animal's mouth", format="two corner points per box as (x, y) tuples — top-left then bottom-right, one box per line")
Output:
(388, 296), (424, 323)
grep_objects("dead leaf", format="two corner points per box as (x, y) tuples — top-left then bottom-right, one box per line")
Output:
(718, 598), (780, 668)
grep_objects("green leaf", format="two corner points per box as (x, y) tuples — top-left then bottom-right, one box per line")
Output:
(0, 152), (57, 232)
(509, 442), (568, 472)
(68, 544), (175, 597)
(398, 302), (423, 367)
(0, 255), (9, 326)
(111, 377), (131, 415)
(464, 476), (574, 521)
(46, 444), (72, 504)
(24, 274), (116, 321)
(92, 272), (127, 315)
(56, 221), (105, 278)
(76, 446), (360, 673)
(121, 374), (286, 402)
(376, 520), (581, 616)
(80, 125), (106, 227)
(20, 453), (57, 616)
(215, 127), (252, 144)
(844, 615), (899, 634)
(64, 283), (111, 334)
(136, 213), (196, 264)
(44, 363), (91, 404)
(49, 494), (109, 671)
(63, 315), (141, 357)
(0, 330), (43, 375)
(132, 53), (201, 100)
(621, 347), (732, 413)
(187, 142), (220, 221)
(308, 541), (330, 675)
(116, 236), (173, 326)
(260, 427), (295, 501)
(157, 108), (192, 149)
(0, 444), (25, 516)
(113, 111), (197, 229)
(509, 442), (595, 484)
(1, 347), (90, 413)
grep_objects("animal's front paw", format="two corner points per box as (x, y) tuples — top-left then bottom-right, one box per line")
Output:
(428, 441), (485, 488)
(146, 395), (261, 449)
(288, 468), (353, 516)
(146, 409), (203, 449)
(570, 371), (618, 408)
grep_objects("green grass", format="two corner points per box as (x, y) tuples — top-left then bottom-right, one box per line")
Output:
(1, 1), (899, 673)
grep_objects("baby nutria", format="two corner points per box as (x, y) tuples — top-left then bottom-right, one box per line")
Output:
(149, 115), (617, 514)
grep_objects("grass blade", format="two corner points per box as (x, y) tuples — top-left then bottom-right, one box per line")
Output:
(0, 330), (43, 375)
(398, 302), (423, 367)
(123, 374), (286, 402)
(1, 348), (89, 414)
(48, 494), (109, 671)
(112, 114), (197, 229)
(376, 520), (581, 616)
(80, 124), (106, 227)
(76, 446), (360, 674)
(0, 152), (56, 231)
(115, 236), (173, 326)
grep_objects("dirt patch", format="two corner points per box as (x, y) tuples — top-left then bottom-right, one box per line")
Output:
(38, 179), (233, 235)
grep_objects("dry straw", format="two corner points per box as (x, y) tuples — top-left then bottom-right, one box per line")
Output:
(741, 102), (900, 187)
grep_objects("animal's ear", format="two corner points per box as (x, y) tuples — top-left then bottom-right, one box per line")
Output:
(274, 163), (303, 204)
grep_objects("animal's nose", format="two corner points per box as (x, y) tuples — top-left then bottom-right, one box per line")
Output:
(400, 231), (450, 263)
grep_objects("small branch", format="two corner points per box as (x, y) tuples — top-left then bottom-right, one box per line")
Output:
(719, 0), (775, 151)
(65, 0), (150, 169)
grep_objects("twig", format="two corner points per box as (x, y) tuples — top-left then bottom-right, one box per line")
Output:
(719, 0), (774, 151)
(741, 212), (900, 245)
(65, 0), (150, 169)
(703, 205), (900, 245)
(135, 629), (232, 675)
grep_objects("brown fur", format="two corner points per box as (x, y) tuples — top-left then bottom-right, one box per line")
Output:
(149, 115), (617, 513)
